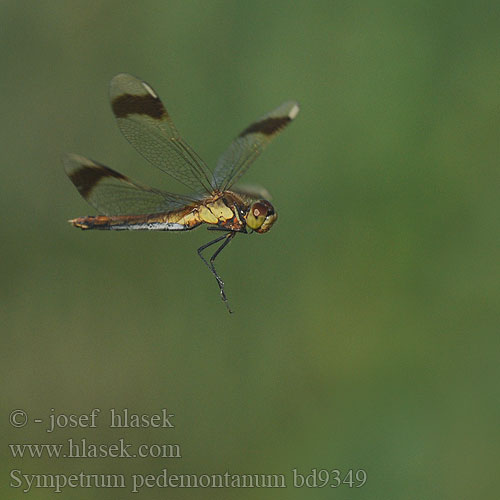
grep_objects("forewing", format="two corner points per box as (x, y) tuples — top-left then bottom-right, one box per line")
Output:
(213, 101), (299, 191)
(231, 183), (272, 201)
(63, 154), (197, 216)
(109, 73), (214, 194)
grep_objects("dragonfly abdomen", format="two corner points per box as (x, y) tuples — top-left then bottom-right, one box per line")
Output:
(69, 212), (201, 231)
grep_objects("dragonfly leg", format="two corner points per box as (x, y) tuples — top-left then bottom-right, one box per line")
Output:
(197, 233), (228, 283)
(197, 232), (236, 313)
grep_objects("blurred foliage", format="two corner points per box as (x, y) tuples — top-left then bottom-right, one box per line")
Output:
(1, 0), (499, 498)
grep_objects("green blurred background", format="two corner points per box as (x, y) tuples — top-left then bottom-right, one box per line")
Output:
(1, 0), (499, 498)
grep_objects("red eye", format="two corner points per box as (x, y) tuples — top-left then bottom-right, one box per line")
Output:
(252, 202), (267, 217)
(251, 200), (274, 218)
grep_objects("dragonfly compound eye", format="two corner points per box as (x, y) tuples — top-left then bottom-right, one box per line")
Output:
(246, 200), (277, 233)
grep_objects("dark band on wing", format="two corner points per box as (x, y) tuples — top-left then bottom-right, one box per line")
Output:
(69, 165), (127, 198)
(111, 94), (167, 120)
(239, 116), (291, 138)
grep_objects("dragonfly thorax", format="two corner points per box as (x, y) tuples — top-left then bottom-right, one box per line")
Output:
(244, 199), (277, 234)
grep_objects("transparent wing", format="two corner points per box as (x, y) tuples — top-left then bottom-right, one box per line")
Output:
(213, 101), (299, 192)
(231, 183), (273, 201)
(109, 73), (214, 195)
(63, 154), (198, 216)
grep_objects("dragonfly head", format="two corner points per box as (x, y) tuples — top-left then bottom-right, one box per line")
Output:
(245, 200), (277, 234)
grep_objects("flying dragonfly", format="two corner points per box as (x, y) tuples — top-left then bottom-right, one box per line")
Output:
(64, 73), (299, 313)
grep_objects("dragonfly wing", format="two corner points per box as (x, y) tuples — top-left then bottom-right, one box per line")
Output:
(109, 73), (215, 194)
(213, 101), (299, 192)
(63, 154), (198, 216)
(231, 183), (273, 201)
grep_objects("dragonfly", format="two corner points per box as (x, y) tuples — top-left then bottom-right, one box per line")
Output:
(64, 73), (299, 313)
